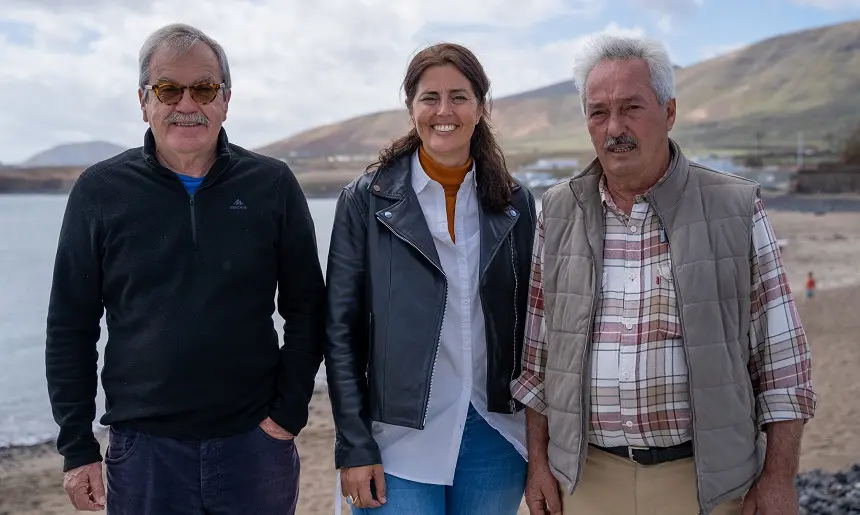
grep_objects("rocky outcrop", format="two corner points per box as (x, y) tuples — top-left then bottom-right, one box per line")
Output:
(0, 167), (83, 193)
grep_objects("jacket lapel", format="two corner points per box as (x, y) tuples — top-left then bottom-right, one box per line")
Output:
(369, 155), (443, 273)
(478, 192), (521, 282)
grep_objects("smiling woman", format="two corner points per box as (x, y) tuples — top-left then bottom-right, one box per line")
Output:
(325, 42), (536, 515)
(365, 43), (515, 211)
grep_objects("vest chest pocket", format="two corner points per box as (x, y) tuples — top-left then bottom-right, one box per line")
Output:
(653, 261), (682, 340)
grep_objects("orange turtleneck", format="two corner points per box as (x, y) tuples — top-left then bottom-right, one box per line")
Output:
(419, 146), (472, 242)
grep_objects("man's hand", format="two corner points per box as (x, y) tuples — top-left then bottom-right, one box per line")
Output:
(63, 462), (106, 511)
(525, 459), (562, 515)
(259, 417), (295, 440)
(742, 420), (804, 514)
(742, 472), (799, 515)
(341, 464), (386, 509)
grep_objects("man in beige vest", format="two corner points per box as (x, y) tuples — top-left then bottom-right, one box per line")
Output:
(511, 34), (816, 515)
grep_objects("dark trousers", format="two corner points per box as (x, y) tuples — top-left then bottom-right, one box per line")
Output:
(105, 423), (300, 515)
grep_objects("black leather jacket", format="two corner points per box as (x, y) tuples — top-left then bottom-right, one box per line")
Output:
(324, 154), (537, 469)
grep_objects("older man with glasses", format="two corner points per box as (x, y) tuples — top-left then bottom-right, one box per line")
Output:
(45, 23), (325, 514)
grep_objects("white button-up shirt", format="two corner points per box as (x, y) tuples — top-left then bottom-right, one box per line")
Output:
(370, 151), (527, 485)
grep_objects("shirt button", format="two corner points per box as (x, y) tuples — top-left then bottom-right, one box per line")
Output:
(630, 226), (638, 234)
(625, 421), (634, 428)
(628, 272), (635, 281)
(623, 372), (630, 379)
(624, 321), (633, 330)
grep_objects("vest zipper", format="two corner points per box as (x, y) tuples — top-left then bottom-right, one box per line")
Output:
(189, 195), (197, 245)
(564, 185), (601, 495)
(376, 214), (446, 430)
(570, 261), (599, 495)
(650, 204), (704, 515)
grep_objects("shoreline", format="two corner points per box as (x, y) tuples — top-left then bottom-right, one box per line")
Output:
(3, 189), (860, 208)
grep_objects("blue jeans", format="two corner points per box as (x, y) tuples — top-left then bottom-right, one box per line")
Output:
(105, 423), (300, 514)
(353, 404), (527, 515)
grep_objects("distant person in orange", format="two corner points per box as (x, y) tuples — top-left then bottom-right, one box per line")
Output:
(806, 272), (816, 299)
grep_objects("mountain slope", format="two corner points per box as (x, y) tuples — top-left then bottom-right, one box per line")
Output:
(256, 18), (860, 158)
(22, 141), (129, 168)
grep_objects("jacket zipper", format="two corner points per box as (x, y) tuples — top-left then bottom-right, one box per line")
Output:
(425, 284), (447, 427)
(650, 203), (703, 515)
(376, 214), (446, 429)
(477, 209), (519, 414)
(508, 233), (519, 416)
(189, 195), (198, 245)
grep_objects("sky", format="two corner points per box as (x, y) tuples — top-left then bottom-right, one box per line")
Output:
(0, 0), (858, 164)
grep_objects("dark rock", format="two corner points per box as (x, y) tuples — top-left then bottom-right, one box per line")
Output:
(796, 463), (860, 514)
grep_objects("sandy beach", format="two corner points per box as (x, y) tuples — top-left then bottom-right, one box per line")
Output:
(1, 207), (859, 515)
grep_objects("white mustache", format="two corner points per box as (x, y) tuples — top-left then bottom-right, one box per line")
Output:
(166, 113), (209, 126)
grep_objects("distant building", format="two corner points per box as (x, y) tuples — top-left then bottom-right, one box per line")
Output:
(521, 158), (580, 172)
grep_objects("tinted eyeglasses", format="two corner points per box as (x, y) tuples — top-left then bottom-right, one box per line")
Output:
(143, 82), (226, 105)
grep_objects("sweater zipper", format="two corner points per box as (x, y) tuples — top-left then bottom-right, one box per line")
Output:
(189, 195), (198, 245)
(376, 214), (446, 429)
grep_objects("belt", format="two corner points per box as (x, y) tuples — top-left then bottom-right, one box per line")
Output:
(591, 440), (693, 465)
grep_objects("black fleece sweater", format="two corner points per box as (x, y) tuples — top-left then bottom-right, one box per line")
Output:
(45, 128), (325, 471)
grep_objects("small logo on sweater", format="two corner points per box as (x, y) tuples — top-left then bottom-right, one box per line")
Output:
(229, 199), (247, 210)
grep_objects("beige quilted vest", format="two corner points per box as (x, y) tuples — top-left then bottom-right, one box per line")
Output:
(541, 139), (766, 515)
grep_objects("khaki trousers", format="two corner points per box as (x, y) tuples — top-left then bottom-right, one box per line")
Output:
(561, 447), (742, 515)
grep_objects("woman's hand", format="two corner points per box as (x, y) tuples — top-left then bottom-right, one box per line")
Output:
(341, 464), (387, 509)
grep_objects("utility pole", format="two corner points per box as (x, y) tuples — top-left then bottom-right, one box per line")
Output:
(797, 131), (804, 170)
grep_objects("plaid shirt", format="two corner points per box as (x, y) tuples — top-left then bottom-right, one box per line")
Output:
(511, 178), (817, 448)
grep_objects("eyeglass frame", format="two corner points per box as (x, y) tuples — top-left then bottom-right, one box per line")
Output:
(142, 82), (227, 105)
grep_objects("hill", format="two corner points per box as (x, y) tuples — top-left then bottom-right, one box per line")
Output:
(21, 141), (129, 168)
(255, 18), (860, 159)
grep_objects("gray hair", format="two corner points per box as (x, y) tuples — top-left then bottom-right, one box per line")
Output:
(138, 23), (231, 99)
(572, 34), (675, 115)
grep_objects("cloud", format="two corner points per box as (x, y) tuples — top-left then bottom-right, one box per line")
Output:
(627, 0), (704, 33)
(791, 0), (860, 8)
(0, 0), (653, 163)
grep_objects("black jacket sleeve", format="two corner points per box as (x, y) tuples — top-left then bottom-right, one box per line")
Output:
(45, 171), (105, 472)
(268, 167), (326, 436)
(324, 186), (381, 469)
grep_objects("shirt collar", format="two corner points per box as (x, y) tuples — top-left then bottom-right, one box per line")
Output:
(598, 167), (671, 212)
(410, 149), (476, 195)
